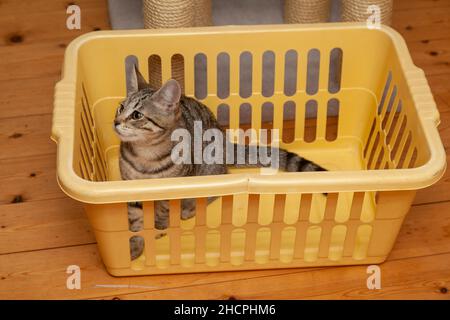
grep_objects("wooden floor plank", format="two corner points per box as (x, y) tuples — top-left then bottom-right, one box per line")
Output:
(93, 254), (450, 300)
(0, 198), (94, 255)
(0, 0), (449, 300)
(392, 6), (450, 42)
(0, 114), (55, 160)
(0, 154), (63, 205)
(0, 0), (110, 47)
(408, 38), (450, 76)
(0, 76), (59, 119)
(394, 0), (450, 11)
(0, 200), (449, 299)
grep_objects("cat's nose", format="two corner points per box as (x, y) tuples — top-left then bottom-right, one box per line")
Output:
(114, 120), (120, 127)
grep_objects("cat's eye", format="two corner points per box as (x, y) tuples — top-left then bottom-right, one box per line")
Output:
(131, 111), (144, 120)
(117, 105), (124, 115)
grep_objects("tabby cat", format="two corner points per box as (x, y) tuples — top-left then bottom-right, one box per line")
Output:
(114, 66), (325, 260)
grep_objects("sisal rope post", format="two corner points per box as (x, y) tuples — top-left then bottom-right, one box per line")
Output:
(142, 0), (212, 90)
(284, 0), (331, 24)
(194, 0), (212, 26)
(341, 0), (393, 25)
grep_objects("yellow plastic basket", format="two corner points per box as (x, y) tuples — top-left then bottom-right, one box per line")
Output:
(52, 23), (446, 276)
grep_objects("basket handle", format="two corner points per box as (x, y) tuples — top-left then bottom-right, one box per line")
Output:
(407, 68), (441, 126)
(52, 81), (76, 141)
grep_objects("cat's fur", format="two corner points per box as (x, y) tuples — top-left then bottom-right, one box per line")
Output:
(114, 66), (325, 260)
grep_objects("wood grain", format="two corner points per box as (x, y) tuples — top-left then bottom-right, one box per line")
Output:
(0, 0), (449, 300)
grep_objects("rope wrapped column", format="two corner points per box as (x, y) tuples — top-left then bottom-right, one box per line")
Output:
(284, 0), (331, 24)
(341, 0), (393, 25)
(142, 0), (212, 90)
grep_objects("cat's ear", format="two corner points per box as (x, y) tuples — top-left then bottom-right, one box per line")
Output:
(153, 79), (181, 110)
(127, 64), (148, 96)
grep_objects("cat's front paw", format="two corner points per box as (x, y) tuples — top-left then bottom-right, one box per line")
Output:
(130, 235), (144, 260)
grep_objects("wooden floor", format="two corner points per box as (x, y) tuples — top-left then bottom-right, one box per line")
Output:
(0, 0), (449, 300)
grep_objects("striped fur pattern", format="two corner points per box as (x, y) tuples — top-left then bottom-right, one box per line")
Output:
(115, 66), (325, 260)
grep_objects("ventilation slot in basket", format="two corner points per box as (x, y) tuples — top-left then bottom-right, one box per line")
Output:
(77, 84), (107, 181)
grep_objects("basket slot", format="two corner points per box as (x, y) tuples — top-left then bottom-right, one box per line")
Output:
(239, 102), (252, 128)
(328, 48), (343, 94)
(280, 226), (296, 262)
(380, 85), (397, 121)
(94, 141), (107, 181)
(79, 138), (93, 180)
(81, 84), (94, 127)
(397, 133), (414, 168)
(217, 52), (230, 99)
(373, 148), (386, 170)
(258, 194), (275, 225)
(349, 192), (365, 220)
(143, 201), (156, 266)
(324, 193), (339, 221)
(306, 49), (320, 95)
(343, 221), (359, 257)
(368, 136), (384, 170)
(304, 226), (321, 262)
(377, 71), (393, 115)
(244, 194), (259, 261)
(309, 193), (327, 223)
(293, 194), (312, 259)
(261, 102), (274, 144)
(171, 54), (185, 92)
(318, 221), (334, 258)
(389, 116), (407, 161)
(240, 51), (253, 99)
(148, 54), (162, 88)
(169, 199), (181, 265)
(353, 225), (373, 260)
(261, 51), (274, 98)
(385, 101), (403, 146)
(282, 101), (296, 144)
(328, 225), (346, 261)
(195, 197), (207, 264)
(269, 194), (285, 260)
(217, 103), (230, 128)
(393, 130), (412, 166)
(78, 159), (88, 180)
(363, 119), (377, 159)
(194, 53), (207, 100)
(220, 195), (233, 262)
(255, 227), (271, 264)
(180, 231), (195, 267)
(231, 228), (246, 265)
(325, 98), (339, 142)
(407, 148), (418, 169)
(284, 49), (298, 97)
(304, 100), (318, 142)
(367, 132), (381, 169)
(381, 86), (398, 131)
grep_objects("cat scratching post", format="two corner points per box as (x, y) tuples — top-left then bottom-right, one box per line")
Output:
(342, 0), (393, 25)
(142, 0), (212, 90)
(284, 0), (331, 23)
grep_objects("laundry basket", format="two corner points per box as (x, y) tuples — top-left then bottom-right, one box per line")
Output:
(52, 23), (446, 276)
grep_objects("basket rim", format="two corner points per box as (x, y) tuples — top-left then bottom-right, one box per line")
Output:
(52, 23), (447, 204)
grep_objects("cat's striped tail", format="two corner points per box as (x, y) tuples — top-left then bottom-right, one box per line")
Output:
(229, 144), (326, 173)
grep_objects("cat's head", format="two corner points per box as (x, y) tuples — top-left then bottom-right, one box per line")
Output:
(113, 65), (182, 143)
